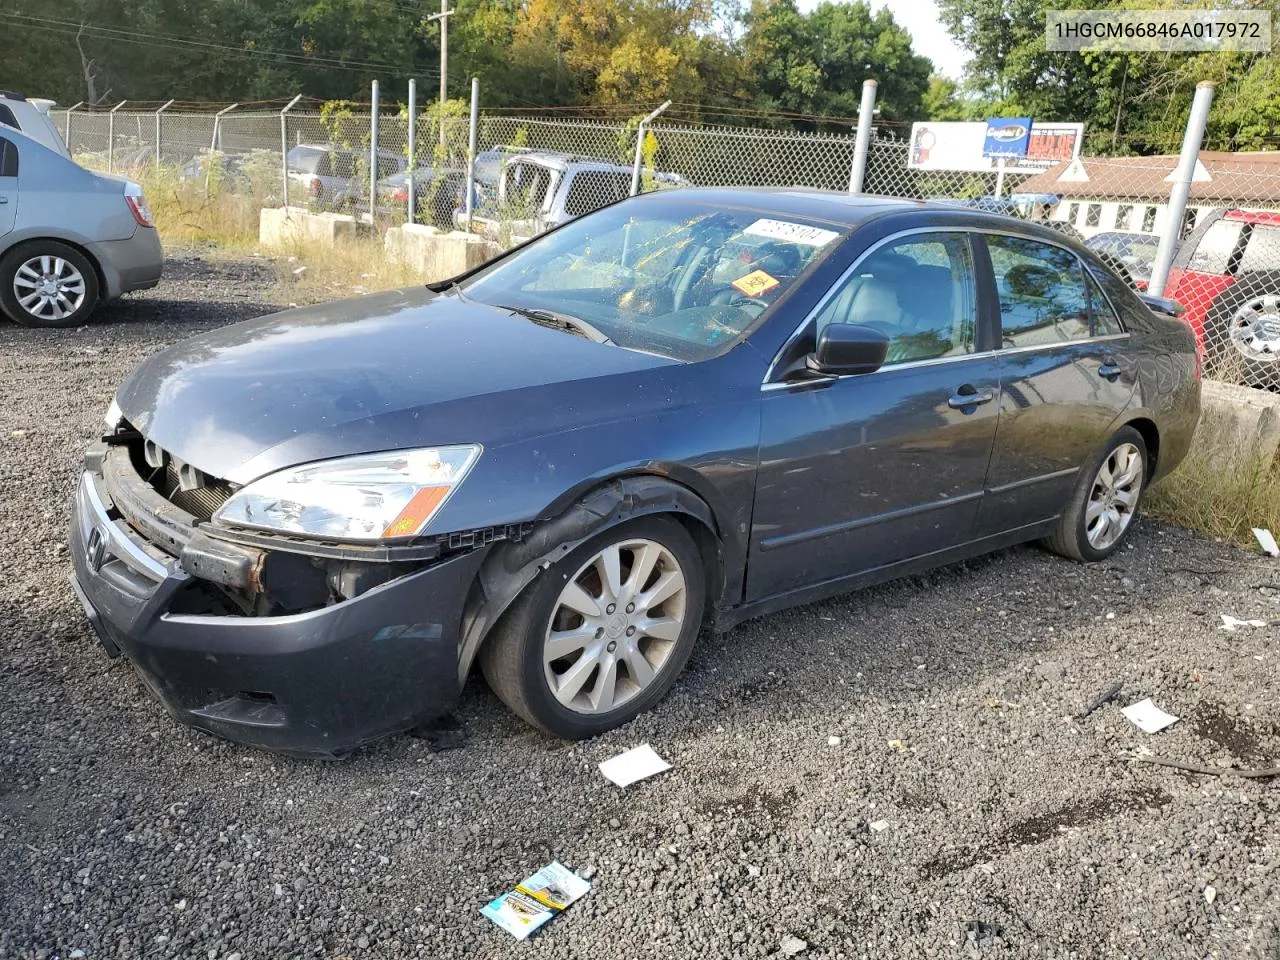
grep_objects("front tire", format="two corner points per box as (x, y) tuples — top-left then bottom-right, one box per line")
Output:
(1044, 426), (1148, 562)
(480, 515), (705, 739)
(0, 242), (100, 328)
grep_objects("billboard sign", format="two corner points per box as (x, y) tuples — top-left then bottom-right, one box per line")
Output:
(908, 121), (1085, 172)
(983, 117), (1033, 159)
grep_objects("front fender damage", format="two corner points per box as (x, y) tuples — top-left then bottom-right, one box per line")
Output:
(455, 476), (719, 682)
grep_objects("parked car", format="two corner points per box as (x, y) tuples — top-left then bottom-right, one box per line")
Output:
(1086, 230), (1170, 291)
(69, 189), (1199, 756)
(0, 127), (162, 327)
(464, 151), (684, 242)
(1164, 208), (1280, 384)
(0, 91), (70, 158)
(286, 143), (406, 209)
(362, 165), (467, 229)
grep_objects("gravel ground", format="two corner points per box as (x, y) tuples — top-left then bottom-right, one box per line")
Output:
(1, 254), (1278, 960)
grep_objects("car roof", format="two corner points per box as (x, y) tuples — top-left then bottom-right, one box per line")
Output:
(1224, 209), (1280, 225)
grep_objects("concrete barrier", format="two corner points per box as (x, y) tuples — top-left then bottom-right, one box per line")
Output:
(383, 224), (503, 282)
(1195, 379), (1280, 466)
(259, 206), (365, 249)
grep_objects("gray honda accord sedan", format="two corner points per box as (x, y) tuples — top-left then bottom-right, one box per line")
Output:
(68, 189), (1200, 756)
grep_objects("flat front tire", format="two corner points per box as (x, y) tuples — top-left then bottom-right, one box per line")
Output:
(480, 515), (706, 739)
(1044, 426), (1148, 562)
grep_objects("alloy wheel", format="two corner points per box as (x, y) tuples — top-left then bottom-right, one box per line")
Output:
(543, 537), (687, 715)
(13, 255), (87, 322)
(1086, 442), (1143, 551)
(1229, 294), (1280, 361)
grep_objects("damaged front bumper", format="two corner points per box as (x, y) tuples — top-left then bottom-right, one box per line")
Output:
(67, 444), (489, 757)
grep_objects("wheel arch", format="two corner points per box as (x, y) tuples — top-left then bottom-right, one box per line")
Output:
(455, 472), (726, 683)
(1121, 415), (1160, 480)
(1, 235), (108, 304)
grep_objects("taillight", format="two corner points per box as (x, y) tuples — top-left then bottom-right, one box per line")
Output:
(392, 187), (409, 203)
(124, 182), (153, 227)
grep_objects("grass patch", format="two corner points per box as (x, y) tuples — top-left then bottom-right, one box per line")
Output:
(268, 234), (424, 305)
(1145, 443), (1280, 545)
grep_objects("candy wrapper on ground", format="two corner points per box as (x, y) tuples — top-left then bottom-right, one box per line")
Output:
(481, 862), (591, 940)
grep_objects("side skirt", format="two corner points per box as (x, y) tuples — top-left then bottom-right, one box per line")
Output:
(716, 517), (1058, 633)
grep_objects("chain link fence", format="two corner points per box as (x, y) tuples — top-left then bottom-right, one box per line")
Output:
(58, 96), (1280, 391)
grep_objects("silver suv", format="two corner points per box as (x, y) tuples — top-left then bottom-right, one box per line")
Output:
(287, 143), (407, 210)
(463, 152), (685, 243)
(0, 91), (70, 158)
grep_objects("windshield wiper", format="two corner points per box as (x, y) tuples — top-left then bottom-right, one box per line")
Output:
(497, 304), (613, 345)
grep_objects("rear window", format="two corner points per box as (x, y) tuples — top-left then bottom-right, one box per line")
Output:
(563, 170), (632, 218)
(1238, 224), (1280, 273)
(1188, 219), (1244, 274)
(287, 146), (326, 175)
(0, 103), (17, 130)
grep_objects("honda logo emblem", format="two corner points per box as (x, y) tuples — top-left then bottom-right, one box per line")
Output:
(85, 525), (107, 573)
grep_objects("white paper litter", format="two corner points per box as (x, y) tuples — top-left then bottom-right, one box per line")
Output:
(1121, 698), (1179, 734)
(598, 744), (670, 788)
(1220, 614), (1267, 631)
(1254, 528), (1280, 557)
(868, 819), (890, 833)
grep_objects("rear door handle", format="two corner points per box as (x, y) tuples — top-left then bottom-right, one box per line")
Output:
(1098, 362), (1122, 381)
(0, 196), (8, 204)
(948, 387), (994, 410)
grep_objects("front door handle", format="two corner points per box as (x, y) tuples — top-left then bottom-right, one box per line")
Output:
(1098, 362), (1122, 381)
(948, 385), (994, 410)
(0, 196), (8, 204)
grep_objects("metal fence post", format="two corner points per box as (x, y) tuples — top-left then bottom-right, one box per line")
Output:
(107, 100), (127, 172)
(205, 102), (238, 197)
(280, 95), (302, 212)
(847, 79), (877, 194)
(630, 100), (671, 197)
(1148, 81), (1215, 298)
(64, 101), (82, 152)
(408, 79), (417, 226)
(370, 80), (380, 225)
(154, 99), (174, 166)
(465, 77), (479, 231)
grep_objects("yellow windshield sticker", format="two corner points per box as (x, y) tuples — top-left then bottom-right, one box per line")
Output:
(732, 269), (781, 297)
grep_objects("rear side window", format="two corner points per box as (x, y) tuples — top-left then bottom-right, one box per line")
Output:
(563, 171), (632, 218)
(0, 137), (16, 177)
(1188, 219), (1244, 274)
(503, 162), (552, 214)
(987, 235), (1090, 346)
(1085, 271), (1124, 335)
(1238, 225), (1280, 273)
(0, 103), (17, 131)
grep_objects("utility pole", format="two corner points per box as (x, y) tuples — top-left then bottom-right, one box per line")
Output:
(428, 0), (455, 148)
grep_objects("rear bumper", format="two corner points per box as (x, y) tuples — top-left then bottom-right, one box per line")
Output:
(68, 467), (486, 757)
(92, 228), (163, 299)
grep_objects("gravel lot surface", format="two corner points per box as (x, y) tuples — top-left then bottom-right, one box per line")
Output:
(1, 255), (1278, 959)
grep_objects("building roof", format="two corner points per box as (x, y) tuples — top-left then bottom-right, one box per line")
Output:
(1015, 151), (1280, 203)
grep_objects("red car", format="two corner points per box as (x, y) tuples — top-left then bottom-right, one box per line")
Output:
(1164, 208), (1280, 385)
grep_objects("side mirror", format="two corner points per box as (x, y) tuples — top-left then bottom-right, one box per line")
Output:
(808, 323), (889, 376)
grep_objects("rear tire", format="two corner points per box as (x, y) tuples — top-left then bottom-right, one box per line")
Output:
(0, 241), (100, 328)
(1043, 426), (1148, 562)
(480, 515), (705, 739)
(1203, 275), (1280, 387)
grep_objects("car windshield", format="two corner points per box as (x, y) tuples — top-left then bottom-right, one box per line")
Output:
(461, 199), (844, 361)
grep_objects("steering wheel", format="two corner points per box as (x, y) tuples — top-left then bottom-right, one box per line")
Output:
(709, 286), (769, 310)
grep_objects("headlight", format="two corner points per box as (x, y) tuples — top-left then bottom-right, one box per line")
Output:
(212, 445), (481, 541)
(104, 398), (122, 429)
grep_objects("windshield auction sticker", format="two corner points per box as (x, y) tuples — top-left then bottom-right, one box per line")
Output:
(481, 862), (591, 940)
(732, 269), (782, 297)
(743, 219), (840, 247)
(1047, 9), (1270, 52)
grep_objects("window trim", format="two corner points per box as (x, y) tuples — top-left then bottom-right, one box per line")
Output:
(1082, 264), (1127, 335)
(763, 224), (1131, 389)
(0, 136), (16, 178)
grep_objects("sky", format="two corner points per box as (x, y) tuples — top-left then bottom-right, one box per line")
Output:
(797, 0), (971, 80)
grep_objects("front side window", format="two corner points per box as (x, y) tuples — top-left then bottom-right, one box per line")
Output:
(1188, 219), (1244, 275)
(812, 233), (977, 365)
(503, 163), (553, 216)
(463, 200), (844, 361)
(988, 235), (1090, 347)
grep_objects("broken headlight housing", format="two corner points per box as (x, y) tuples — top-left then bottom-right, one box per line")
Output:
(212, 445), (482, 541)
